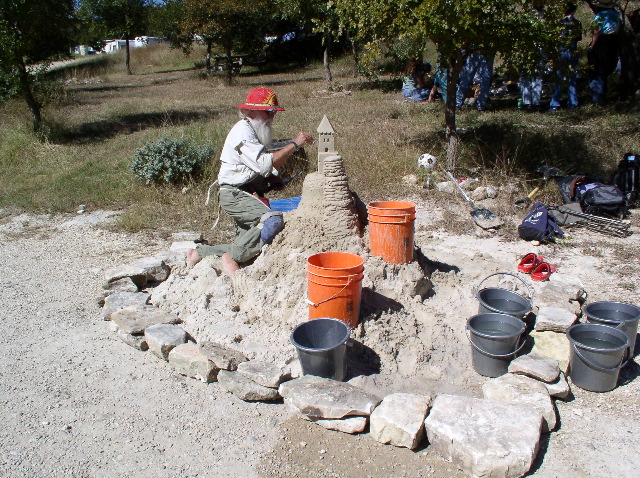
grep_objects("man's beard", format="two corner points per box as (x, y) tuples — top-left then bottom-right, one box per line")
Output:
(246, 116), (273, 147)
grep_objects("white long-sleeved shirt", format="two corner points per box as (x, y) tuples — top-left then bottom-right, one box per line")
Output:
(217, 118), (275, 186)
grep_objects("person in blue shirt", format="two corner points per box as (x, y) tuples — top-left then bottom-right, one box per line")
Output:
(401, 59), (431, 103)
(456, 51), (494, 111)
(550, 3), (582, 110)
(587, 1), (622, 104)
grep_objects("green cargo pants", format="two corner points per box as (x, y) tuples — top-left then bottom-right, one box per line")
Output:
(196, 186), (270, 263)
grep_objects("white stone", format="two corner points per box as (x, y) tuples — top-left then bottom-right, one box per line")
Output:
(111, 306), (181, 334)
(545, 372), (571, 399)
(535, 306), (577, 333)
(530, 330), (571, 373)
(369, 393), (431, 449)
(482, 373), (557, 432)
(144, 324), (188, 361)
(301, 414), (368, 434)
(509, 351), (560, 383)
(217, 370), (280, 401)
(237, 360), (285, 388)
(168, 343), (218, 383)
(424, 394), (542, 478)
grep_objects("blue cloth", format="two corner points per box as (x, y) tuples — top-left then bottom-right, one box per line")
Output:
(520, 76), (543, 106)
(402, 88), (430, 101)
(550, 48), (579, 108)
(456, 53), (494, 110)
(432, 67), (448, 103)
(260, 215), (285, 244)
(270, 196), (301, 212)
(594, 9), (621, 35)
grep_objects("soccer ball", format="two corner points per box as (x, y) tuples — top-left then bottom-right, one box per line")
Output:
(418, 153), (437, 170)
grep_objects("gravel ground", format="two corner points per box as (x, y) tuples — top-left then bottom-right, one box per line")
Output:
(1, 208), (639, 478)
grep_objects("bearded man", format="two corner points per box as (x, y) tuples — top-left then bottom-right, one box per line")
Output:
(187, 88), (314, 274)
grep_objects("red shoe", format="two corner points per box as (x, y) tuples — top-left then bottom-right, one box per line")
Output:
(518, 253), (544, 274)
(531, 262), (556, 281)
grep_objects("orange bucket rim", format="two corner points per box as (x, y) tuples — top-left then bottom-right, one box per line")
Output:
(368, 200), (416, 210)
(307, 251), (365, 272)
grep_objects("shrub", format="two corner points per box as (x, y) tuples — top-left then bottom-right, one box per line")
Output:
(130, 137), (213, 185)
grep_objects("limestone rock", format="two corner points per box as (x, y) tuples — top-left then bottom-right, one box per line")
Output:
(370, 393), (431, 449)
(436, 181), (454, 194)
(535, 306), (577, 333)
(102, 277), (138, 294)
(471, 186), (488, 201)
(170, 241), (198, 252)
(172, 231), (203, 242)
(108, 321), (148, 351)
(545, 372), (571, 399)
(105, 256), (170, 286)
(154, 249), (187, 270)
(531, 330), (571, 373)
(301, 414), (368, 434)
(217, 370), (281, 401)
(168, 343), (218, 383)
(237, 360), (286, 388)
(424, 394), (542, 478)
(199, 341), (248, 371)
(111, 306), (181, 334)
(144, 323), (188, 361)
(509, 352), (560, 383)
(102, 292), (150, 320)
(279, 376), (382, 419)
(536, 279), (584, 315)
(483, 373), (557, 432)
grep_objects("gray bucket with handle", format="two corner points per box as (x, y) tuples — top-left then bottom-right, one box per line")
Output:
(566, 323), (631, 392)
(583, 301), (640, 356)
(466, 313), (527, 377)
(475, 272), (533, 320)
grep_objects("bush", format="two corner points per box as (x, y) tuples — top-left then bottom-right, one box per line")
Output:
(130, 137), (213, 185)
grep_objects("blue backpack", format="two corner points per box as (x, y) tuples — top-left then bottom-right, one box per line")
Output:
(518, 203), (564, 242)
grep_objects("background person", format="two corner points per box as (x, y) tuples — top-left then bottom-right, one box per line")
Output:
(402, 59), (431, 103)
(587, 0), (622, 104)
(550, 3), (582, 111)
(187, 88), (314, 274)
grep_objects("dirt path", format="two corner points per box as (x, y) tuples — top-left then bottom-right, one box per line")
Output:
(0, 206), (638, 478)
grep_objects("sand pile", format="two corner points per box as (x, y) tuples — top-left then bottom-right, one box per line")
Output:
(151, 153), (484, 396)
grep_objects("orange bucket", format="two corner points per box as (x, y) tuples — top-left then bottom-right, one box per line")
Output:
(307, 252), (364, 328)
(368, 201), (416, 264)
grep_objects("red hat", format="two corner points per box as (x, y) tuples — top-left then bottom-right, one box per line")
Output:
(237, 87), (285, 111)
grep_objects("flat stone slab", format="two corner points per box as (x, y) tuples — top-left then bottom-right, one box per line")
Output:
(170, 241), (198, 252)
(217, 370), (281, 401)
(279, 376), (382, 419)
(509, 351), (560, 383)
(536, 280), (584, 315)
(237, 360), (286, 388)
(102, 292), (150, 320)
(302, 414), (368, 434)
(483, 373), (557, 432)
(144, 324), (188, 361)
(370, 393), (431, 449)
(168, 343), (218, 383)
(171, 231), (203, 242)
(154, 250), (187, 270)
(199, 341), (248, 371)
(102, 277), (138, 294)
(105, 256), (170, 286)
(535, 306), (577, 333)
(531, 330), (571, 373)
(111, 306), (181, 334)
(107, 321), (147, 351)
(545, 372), (571, 399)
(425, 394), (542, 478)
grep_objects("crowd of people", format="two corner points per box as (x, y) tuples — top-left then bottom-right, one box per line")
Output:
(401, 1), (637, 111)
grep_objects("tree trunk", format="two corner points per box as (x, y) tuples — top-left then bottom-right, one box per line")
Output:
(346, 32), (359, 77)
(125, 34), (132, 75)
(444, 54), (466, 170)
(225, 42), (233, 85)
(205, 39), (212, 74)
(16, 56), (42, 132)
(323, 33), (333, 86)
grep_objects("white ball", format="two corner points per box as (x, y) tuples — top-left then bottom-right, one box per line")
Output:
(418, 153), (437, 170)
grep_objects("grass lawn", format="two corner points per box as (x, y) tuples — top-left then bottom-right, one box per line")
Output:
(1, 46), (638, 239)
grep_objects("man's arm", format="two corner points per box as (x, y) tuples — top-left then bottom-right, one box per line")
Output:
(272, 131), (314, 169)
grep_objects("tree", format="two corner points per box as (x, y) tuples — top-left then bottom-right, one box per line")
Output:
(77, 0), (147, 75)
(335, 0), (563, 168)
(0, 0), (76, 131)
(178, 0), (268, 83)
(146, 0), (184, 43)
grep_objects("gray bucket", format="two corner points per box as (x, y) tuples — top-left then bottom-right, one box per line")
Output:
(466, 313), (527, 377)
(476, 272), (533, 320)
(583, 301), (640, 356)
(566, 323), (631, 392)
(290, 318), (350, 381)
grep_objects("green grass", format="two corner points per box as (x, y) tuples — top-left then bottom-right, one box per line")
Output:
(1, 45), (638, 236)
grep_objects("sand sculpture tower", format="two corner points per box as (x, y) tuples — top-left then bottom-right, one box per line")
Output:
(316, 115), (337, 174)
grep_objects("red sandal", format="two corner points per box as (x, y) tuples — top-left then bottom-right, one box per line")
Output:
(517, 253), (544, 274)
(531, 262), (557, 281)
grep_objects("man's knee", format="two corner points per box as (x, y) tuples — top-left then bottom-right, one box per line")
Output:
(260, 211), (285, 244)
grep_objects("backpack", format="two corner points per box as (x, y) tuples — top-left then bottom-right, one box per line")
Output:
(554, 174), (626, 216)
(610, 153), (639, 205)
(518, 203), (564, 242)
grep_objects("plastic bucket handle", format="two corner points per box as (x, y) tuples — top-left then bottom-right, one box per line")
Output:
(573, 342), (631, 372)
(306, 274), (359, 308)
(465, 326), (527, 358)
(474, 272), (534, 303)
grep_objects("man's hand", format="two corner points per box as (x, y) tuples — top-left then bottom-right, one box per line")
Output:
(294, 131), (314, 148)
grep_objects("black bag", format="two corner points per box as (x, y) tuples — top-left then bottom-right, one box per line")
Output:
(577, 184), (626, 215)
(610, 153), (639, 205)
(518, 203), (564, 242)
